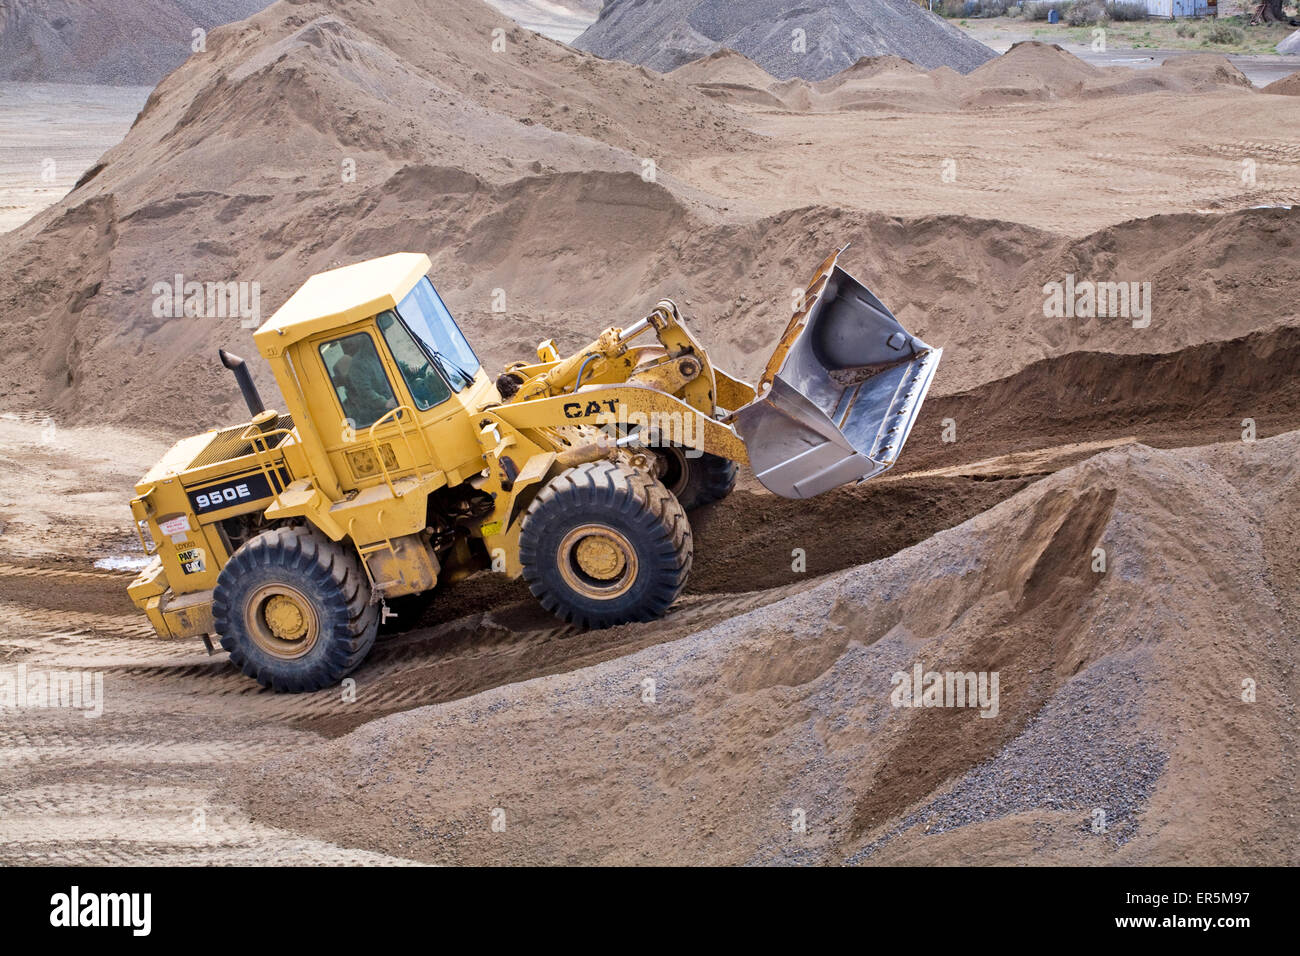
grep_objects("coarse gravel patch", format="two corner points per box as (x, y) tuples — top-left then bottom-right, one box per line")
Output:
(846, 657), (1169, 863)
(574, 0), (997, 79)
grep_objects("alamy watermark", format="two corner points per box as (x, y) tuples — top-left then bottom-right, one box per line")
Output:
(890, 662), (999, 718)
(1, 665), (103, 718)
(50, 886), (150, 936)
(1043, 274), (1151, 329)
(152, 274), (261, 328)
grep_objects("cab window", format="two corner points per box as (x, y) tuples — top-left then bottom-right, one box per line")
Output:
(318, 332), (398, 431)
(397, 277), (480, 391)
(376, 310), (452, 411)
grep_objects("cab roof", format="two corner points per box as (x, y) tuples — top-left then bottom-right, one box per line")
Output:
(253, 252), (431, 355)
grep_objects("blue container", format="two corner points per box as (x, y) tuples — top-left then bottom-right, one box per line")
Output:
(1047, 8), (1060, 22)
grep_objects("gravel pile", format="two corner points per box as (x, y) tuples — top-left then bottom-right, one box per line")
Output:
(0, 0), (270, 85)
(846, 659), (1169, 863)
(573, 0), (996, 79)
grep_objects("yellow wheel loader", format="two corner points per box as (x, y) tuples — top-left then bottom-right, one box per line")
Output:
(127, 249), (940, 692)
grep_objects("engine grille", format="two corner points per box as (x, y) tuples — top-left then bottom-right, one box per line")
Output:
(187, 414), (295, 469)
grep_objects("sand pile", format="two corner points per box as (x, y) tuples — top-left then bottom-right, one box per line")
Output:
(0, 0), (754, 429)
(670, 49), (784, 89)
(1151, 54), (1254, 91)
(670, 42), (1264, 112)
(906, 324), (1300, 473)
(574, 0), (996, 79)
(0, 0), (270, 85)
(958, 45), (1253, 106)
(802, 55), (945, 112)
(1264, 70), (1300, 95)
(236, 433), (1300, 865)
(655, 206), (1300, 397)
(816, 54), (928, 95)
(668, 50), (815, 109)
(961, 41), (1102, 105)
(1, 0), (1296, 437)
(3, 0), (1298, 870)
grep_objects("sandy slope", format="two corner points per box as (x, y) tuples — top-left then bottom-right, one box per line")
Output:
(1264, 69), (1300, 95)
(237, 434), (1298, 865)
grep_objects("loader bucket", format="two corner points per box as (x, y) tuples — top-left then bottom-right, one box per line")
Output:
(732, 250), (941, 499)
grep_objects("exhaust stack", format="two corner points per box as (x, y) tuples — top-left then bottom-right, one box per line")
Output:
(219, 349), (265, 417)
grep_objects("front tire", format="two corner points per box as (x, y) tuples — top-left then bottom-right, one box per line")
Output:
(519, 461), (692, 628)
(212, 526), (378, 692)
(651, 446), (737, 510)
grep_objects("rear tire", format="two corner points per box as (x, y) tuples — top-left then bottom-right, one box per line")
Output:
(519, 461), (692, 628)
(212, 526), (378, 692)
(652, 445), (737, 510)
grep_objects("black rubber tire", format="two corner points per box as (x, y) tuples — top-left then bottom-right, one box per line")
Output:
(212, 526), (378, 692)
(519, 461), (692, 628)
(379, 589), (437, 635)
(652, 446), (738, 510)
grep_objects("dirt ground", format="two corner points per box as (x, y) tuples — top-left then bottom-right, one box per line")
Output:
(7, 427), (1289, 864)
(0, 83), (149, 233)
(0, 0), (1296, 865)
(2, 4), (1298, 431)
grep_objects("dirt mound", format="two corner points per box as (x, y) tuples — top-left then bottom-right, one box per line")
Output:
(0, 0), (753, 430)
(957, 45), (1254, 106)
(962, 42), (1102, 105)
(817, 54), (926, 88)
(670, 42), (1259, 113)
(1154, 53), (1254, 91)
(667, 51), (936, 113)
(668, 48), (777, 87)
(657, 206), (1300, 398)
(807, 56), (947, 112)
(1263, 69), (1300, 95)
(235, 433), (1300, 864)
(5, 159), (1296, 428)
(573, 0), (996, 80)
(667, 49), (791, 107)
(906, 324), (1300, 471)
(0, 0), (269, 85)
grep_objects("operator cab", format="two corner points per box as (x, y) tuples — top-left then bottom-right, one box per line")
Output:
(317, 278), (479, 431)
(253, 254), (494, 497)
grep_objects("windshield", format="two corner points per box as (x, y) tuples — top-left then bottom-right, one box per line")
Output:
(397, 277), (480, 391)
(376, 310), (452, 411)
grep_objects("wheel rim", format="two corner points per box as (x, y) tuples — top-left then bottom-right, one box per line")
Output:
(653, 446), (689, 497)
(557, 523), (639, 600)
(245, 583), (320, 659)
